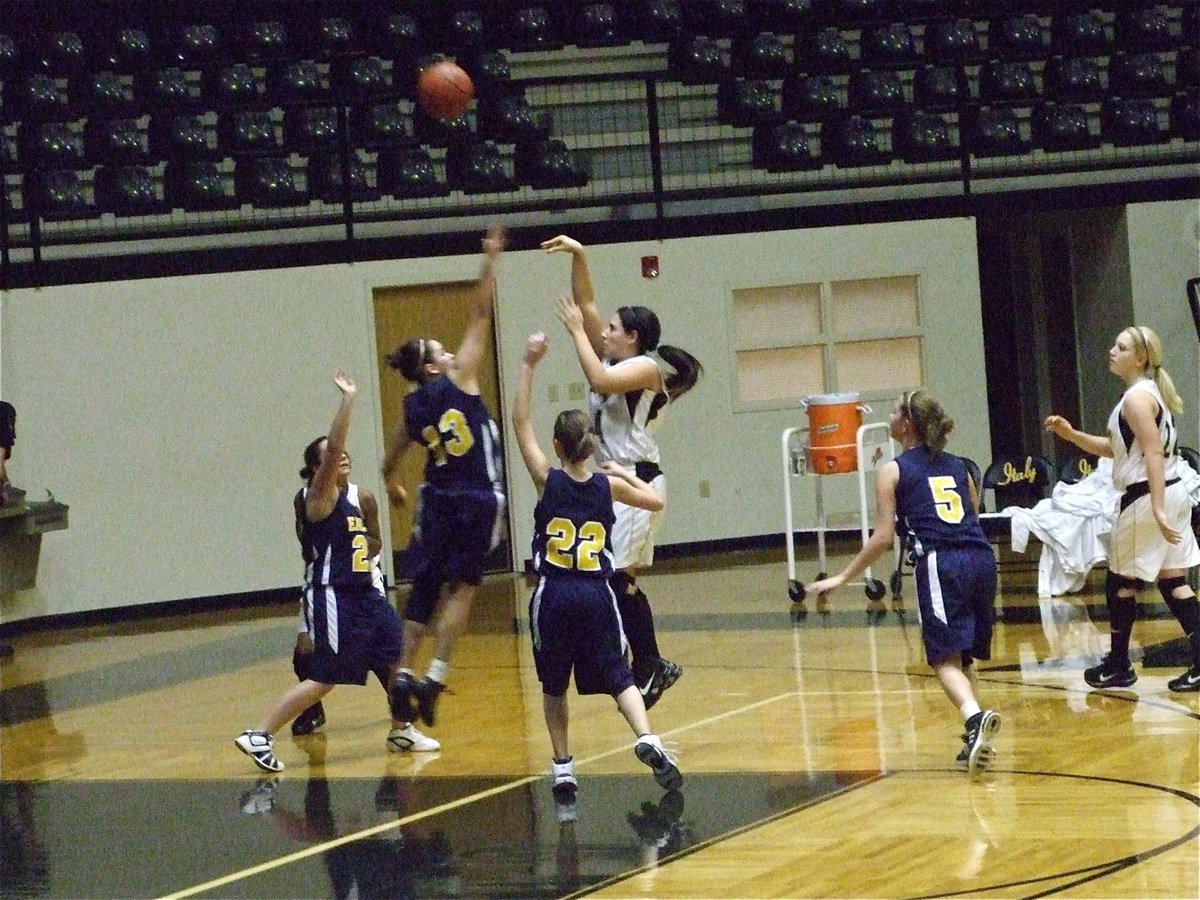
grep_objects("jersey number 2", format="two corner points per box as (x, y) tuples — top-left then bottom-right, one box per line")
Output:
(545, 518), (605, 572)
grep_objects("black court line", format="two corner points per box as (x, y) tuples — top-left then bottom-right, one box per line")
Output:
(968, 670), (1200, 722)
(564, 769), (1200, 900)
(561, 773), (888, 900)
(903, 771), (1200, 900)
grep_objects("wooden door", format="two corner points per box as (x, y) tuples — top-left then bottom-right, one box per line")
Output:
(373, 281), (509, 577)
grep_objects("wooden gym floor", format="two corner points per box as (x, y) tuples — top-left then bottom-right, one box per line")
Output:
(1, 545), (1197, 900)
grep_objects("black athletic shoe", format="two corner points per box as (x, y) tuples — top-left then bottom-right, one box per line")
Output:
(390, 672), (416, 722)
(955, 710), (1001, 777)
(634, 734), (683, 791)
(1167, 664), (1200, 693)
(1083, 654), (1137, 689)
(412, 676), (445, 727)
(290, 702), (326, 736)
(642, 658), (683, 711)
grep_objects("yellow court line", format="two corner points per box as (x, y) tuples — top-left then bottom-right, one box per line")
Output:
(159, 775), (541, 900)
(160, 691), (798, 900)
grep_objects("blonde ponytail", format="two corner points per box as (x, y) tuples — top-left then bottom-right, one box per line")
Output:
(1131, 326), (1183, 414)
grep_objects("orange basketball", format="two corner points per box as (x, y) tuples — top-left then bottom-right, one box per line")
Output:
(417, 60), (474, 120)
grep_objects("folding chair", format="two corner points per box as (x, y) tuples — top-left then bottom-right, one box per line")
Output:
(981, 452), (1054, 513)
(1058, 451), (1100, 486)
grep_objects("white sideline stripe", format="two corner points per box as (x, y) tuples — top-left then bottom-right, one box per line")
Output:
(160, 692), (796, 900)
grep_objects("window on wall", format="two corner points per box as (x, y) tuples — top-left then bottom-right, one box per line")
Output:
(731, 275), (923, 410)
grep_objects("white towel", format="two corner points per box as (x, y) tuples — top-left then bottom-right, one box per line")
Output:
(1007, 458), (1121, 597)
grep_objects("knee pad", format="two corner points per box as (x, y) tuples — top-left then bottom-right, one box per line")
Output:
(1105, 571), (1140, 634)
(1106, 570), (1140, 600)
(1157, 575), (1191, 603)
(1158, 575), (1199, 635)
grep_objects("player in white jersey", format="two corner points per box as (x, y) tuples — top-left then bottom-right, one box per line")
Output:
(1046, 325), (1200, 692)
(542, 235), (703, 709)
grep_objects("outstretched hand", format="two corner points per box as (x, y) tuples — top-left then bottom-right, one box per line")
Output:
(524, 332), (550, 366)
(540, 234), (583, 256)
(554, 294), (585, 333)
(805, 573), (846, 599)
(1044, 415), (1072, 439)
(333, 369), (357, 396)
(483, 224), (506, 258)
(386, 482), (407, 508)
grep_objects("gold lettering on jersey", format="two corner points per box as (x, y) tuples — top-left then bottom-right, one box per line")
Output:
(998, 458), (1037, 486)
(347, 515), (366, 533)
(1076, 458), (1094, 478)
(545, 517), (606, 571)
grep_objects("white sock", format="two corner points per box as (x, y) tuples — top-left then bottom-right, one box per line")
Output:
(960, 700), (981, 721)
(427, 658), (449, 683)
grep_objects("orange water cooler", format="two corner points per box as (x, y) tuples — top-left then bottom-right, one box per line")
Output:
(781, 395), (902, 618)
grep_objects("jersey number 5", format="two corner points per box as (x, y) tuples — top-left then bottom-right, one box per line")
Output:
(929, 476), (965, 523)
(545, 517), (606, 572)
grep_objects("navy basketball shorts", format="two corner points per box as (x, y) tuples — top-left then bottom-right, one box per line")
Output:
(912, 546), (997, 667)
(403, 483), (505, 622)
(529, 575), (635, 697)
(306, 585), (403, 685)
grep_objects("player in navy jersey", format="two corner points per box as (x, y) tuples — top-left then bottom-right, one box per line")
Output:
(381, 225), (507, 732)
(235, 370), (419, 774)
(286, 444), (438, 751)
(1046, 325), (1199, 692)
(541, 234), (703, 712)
(808, 390), (1001, 776)
(514, 331), (681, 805)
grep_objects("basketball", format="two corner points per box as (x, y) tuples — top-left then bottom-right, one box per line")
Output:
(417, 61), (474, 120)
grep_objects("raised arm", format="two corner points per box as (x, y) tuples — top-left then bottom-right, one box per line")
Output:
(1044, 415), (1113, 459)
(541, 234), (604, 355)
(600, 461), (664, 512)
(306, 370), (356, 522)
(451, 224), (506, 393)
(554, 294), (661, 395)
(513, 333), (552, 492)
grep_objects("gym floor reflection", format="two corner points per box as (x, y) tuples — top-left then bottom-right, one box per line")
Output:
(1, 551), (1196, 899)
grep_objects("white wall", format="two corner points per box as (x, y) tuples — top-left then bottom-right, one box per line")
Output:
(1126, 199), (1200, 449)
(1, 217), (988, 622)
